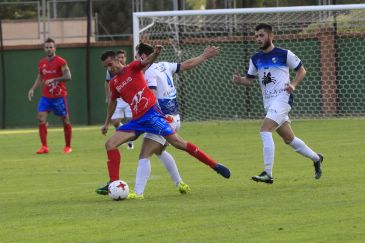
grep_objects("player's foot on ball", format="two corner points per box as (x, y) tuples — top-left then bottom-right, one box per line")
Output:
(314, 153), (324, 179)
(127, 191), (144, 200)
(252, 171), (273, 184)
(95, 182), (109, 195)
(127, 142), (134, 150)
(36, 146), (49, 154)
(213, 163), (231, 179)
(64, 146), (72, 154)
(178, 181), (191, 194)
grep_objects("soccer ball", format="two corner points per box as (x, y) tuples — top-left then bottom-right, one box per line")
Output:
(108, 180), (129, 200)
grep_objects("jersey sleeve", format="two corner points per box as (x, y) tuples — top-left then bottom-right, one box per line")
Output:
(167, 62), (180, 74)
(57, 56), (67, 67)
(246, 58), (257, 78)
(145, 69), (157, 88)
(129, 60), (144, 71)
(287, 50), (302, 71)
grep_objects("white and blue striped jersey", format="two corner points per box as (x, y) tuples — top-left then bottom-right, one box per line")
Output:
(246, 47), (301, 108)
(144, 62), (181, 115)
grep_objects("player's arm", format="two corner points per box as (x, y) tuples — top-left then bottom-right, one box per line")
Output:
(140, 45), (163, 67)
(232, 73), (254, 87)
(285, 50), (307, 93)
(285, 65), (307, 93)
(232, 58), (256, 87)
(180, 46), (220, 72)
(101, 98), (117, 135)
(28, 73), (43, 101)
(45, 64), (72, 85)
(104, 81), (110, 103)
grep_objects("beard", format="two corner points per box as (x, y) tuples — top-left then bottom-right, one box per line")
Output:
(260, 40), (271, 50)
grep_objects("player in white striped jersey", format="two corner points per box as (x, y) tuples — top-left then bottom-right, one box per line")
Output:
(233, 23), (323, 184)
(127, 43), (221, 199)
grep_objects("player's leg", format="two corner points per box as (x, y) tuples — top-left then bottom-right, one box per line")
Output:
(128, 138), (159, 198)
(37, 111), (49, 154)
(165, 133), (231, 179)
(53, 96), (72, 154)
(96, 131), (137, 195)
(277, 122), (323, 179)
(155, 114), (189, 191)
(122, 103), (134, 150)
(36, 97), (50, 154)
(253, 98), (296, 183)
(252, 117), (278, 183)
(60, 115), (72, 154)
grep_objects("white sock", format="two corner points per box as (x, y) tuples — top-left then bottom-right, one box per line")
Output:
(157, 151), (182, 186)
(134, 158), (151, 195)
(260, 132), (275, 176)
(289, 137), (320, 162)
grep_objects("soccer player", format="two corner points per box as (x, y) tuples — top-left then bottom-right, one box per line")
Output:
(105, 50), (134, 149)
(28, 38), (72, 154)
(233, 23), (324, 183)
(126, 43), (221, 199)
(96, 46), (231, 195)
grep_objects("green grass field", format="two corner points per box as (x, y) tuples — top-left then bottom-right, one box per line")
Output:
(1, 119), (365, 242)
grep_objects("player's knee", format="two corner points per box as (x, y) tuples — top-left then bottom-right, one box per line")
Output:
(105, 139), (116, 150)
(283, 137), (293, 144)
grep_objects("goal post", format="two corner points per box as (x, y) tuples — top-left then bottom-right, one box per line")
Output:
(133, 4), (365, 121)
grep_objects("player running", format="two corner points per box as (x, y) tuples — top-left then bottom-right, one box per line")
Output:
(233, 23), (323, 183)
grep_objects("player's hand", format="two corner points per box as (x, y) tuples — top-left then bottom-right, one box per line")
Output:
(101, 124), (109, 135)
(44, 79), (53, 85)
(203, 46), (220, 59)
(154, 45), (164, 54)
(232, 72), (242, 84)
(285, 83), (296, 93)
(45, 79), (59, 86)
(28, 89), (34, 101)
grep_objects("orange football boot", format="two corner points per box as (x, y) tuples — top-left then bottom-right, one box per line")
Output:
(63, 146), (72, 154)
(36, 146), (49, 154)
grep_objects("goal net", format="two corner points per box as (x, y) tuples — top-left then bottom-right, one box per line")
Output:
(133, 4), (365, 121)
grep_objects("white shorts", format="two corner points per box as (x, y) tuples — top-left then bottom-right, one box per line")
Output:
(265, 97), (291, 128)
(111, 98), (132, 120)
(144, 114), (180, 145)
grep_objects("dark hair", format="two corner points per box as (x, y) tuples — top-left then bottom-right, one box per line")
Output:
(44, 37), (55, 44)
(255, 23), (273, 33)
(116, 50), (126, 55)
(136, 43), (154, 56)
(101, 50), (116, 61)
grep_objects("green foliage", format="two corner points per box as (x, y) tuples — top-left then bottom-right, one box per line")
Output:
(0, 2), (38, 20)
(1, 120), (365, 242)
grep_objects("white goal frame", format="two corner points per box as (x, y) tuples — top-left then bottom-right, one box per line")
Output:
(133, 4), (365, 121)
(133, 4), (365, 51)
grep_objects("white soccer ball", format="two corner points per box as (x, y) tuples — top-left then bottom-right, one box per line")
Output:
(108, 180), (129, 200)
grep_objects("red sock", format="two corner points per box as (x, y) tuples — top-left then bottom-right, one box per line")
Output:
(107, 149), (120, 182)
(39, 123), (47, 147)
(63, 124), (72, 147)
(186, 142), (217, 168)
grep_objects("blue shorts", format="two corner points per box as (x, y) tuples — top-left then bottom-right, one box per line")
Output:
(117, 105), (175, 137)
(37, 96), (69, 117)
